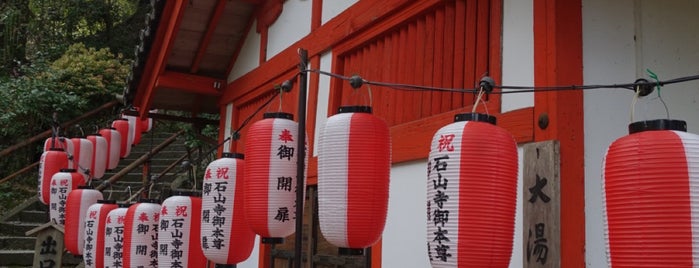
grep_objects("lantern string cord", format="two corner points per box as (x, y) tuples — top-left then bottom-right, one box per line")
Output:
(472, 90), (485, 113)
(630, 89), (640, 123)
(304, 69), (699, 94)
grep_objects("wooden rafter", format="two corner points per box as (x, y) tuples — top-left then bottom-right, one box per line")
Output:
(137, 0), (188, 119)
(155, 71), (223, 96)
(190, 0), (228, 74)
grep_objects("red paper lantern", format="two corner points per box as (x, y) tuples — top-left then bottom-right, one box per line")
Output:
(140, 109), (155, 133)
(244, 112), (306, 242)
(201, 153), (255, 264)
(425, 113), (518, 267)
(65, 186), (103, 255)
(123, 199), (161, 268)
(112, 119), (132, 158)
(104, 204), (130, 268)
(159, 192), (206, 267)
(83, 200), (117, 268)
(49, 169), (84, 226)
(44, 137), (74, 169)
(70, 137), (94, 182)
(99, 128), (122, 170)
(38, 148), (69, 204)
(123, 113), (142, 146)
(318, 106), (390, 251)
(86, 133), (107, 179)
(603, 119), (699, 267)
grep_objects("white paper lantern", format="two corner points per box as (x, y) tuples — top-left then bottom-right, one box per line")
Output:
(86, 133), (108, 180)
(65, 186), (103, 255)
(123, 199), (161, 268)
(99, 128), (122, 170)
(201, 153), (255, 264)
(83, 200), (117, 268)
(159, 192), (206, 267)
(70, 137), (94, 182)
(49, 169), (84, 226)
(104, 204), (130, 268)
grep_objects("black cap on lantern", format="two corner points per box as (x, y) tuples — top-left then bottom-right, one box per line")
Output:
(628, 119), (687, 134)
(117, 202), (132, 208)
(221, 152), (244, 159)
(454, 113), (497, 125)
(338, 247), (365, 256)
(138, 198), (161, 204)
(60, 169), (78, 173)
(78, 185), (95, 190)
(263, 112), (294, 120)
(98, 199), (117, 204)
(172, 190), (201, 197)
(338, 106), (372, 114)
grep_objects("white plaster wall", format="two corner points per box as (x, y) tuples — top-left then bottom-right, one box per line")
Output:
(228, 20), (261, 82)
(313, 52), (332, 156)
(267, 0), (312, 60)
(501, 0), (534, 113)
(382, 148), (525, 267)
(321, 0), (358, 25)
(223, 103), (233, 153)
(583, 1), (699, 267)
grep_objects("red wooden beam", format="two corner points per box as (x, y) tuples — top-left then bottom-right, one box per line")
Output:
(191, 0), (227, 74)
(221, 0), (424, 104)
(156, 71), (223, 96)
(137, 0), (188, 118)
(533, 0), (585, 267)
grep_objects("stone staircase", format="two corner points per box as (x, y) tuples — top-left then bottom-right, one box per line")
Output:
(0, 129), (196, 267)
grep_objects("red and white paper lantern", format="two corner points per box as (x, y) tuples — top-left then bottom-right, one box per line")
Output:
(65, 186), (103, 255)
(83, 200), (117, 268)
(86, 133), (107, 179)
(70, 137), (94, 182)
(201, 153), (255, 264)
(141, 109), (155, 133)
(112, 119), (132, 158)
(49, 169), (84, 226)
(99, 128), (122, 170)
(104, 203), (130, 268)
(123, 112), (142, 146)
(245, 112), (306, 242)
(38, 148), (69, 204)
(44, 137), (74, 168)
(159, 192), (206, 267)
(425, 113), (518, 267)
(318, 106), (390, 251)
(123, 199), (161, 268)
(603, 119), (699, 267)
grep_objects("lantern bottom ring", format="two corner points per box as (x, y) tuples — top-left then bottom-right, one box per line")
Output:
(338, 247), (364, 256)
(261, 237), (284, 244)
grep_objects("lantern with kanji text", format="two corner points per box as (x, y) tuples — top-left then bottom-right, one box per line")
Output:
(83, 200), (117, 268)
(49, 169), (84, 226)
(201, 153), (255, 264)
(65, 186), (103, 255)
(123, 199), (161, 268)
(426, 113), (518, 267)
(159, 191), (206, 267)
(244, 112), (306, 243)
(104, 203), (131, 268)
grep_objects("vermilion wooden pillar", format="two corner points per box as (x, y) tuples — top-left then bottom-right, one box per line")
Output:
(533, 0), (585, 267)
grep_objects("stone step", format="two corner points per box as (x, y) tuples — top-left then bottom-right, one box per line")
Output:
(17, 211), (47, 224)
(0, 249), (82, 266)
(0, 222), (41, 237)
(0, 236), (34, 250)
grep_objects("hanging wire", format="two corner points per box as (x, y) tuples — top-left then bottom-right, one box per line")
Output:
(646, 69), (671, 119)
(304, 68), (699, 95)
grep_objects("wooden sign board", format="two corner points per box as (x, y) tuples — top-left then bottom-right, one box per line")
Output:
(523, 141), (560, 268)
(26, 222), (64, 268)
